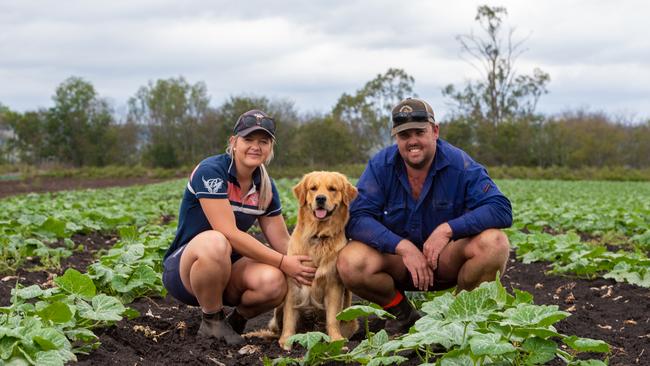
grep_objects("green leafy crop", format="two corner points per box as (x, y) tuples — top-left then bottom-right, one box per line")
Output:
(266, 278), (609, 366)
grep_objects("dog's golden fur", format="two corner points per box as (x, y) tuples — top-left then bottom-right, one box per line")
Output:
(270, 171), (359, 350)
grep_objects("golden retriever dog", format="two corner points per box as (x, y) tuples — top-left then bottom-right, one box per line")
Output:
(271, 171), (359, 350)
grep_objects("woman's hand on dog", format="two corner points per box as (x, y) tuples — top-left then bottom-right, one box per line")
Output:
(281, 255), (317, 286)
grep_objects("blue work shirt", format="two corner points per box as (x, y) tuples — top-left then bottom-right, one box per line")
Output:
(164, 153), (282, 260)
(346, 139), (512, 254)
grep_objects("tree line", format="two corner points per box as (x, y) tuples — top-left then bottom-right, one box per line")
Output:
(1, 6), (648, 170)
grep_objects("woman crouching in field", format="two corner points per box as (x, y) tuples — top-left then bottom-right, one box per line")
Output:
(162, 110), (316, 345)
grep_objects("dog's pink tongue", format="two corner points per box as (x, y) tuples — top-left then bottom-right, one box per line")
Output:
(314, 209), (328, 219)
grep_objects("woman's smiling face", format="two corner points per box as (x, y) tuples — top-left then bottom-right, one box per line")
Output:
(232, 131), (273, 169)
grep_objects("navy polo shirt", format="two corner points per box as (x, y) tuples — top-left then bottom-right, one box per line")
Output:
(346, 140), (512, 254)
(164, 153), (282, 259)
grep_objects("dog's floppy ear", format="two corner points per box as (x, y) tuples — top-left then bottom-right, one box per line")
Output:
(293, 175), (308, 205)
(341, 177), (358, 206)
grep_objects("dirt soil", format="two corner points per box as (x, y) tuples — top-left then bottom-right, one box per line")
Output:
(0, 177), (168, 199)
(1, 233), (648, 366)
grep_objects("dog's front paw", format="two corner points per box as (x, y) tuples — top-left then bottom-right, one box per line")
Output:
(278, 336), (292, 351)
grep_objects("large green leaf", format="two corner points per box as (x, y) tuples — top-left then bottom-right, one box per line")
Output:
(501, 304), (569, 327)
(0, 336), (20, 360)
(563, 336), (610, 353)
(469, 333), (515, 356)
(76, 294), (125, 321)
(446, 288), (498, 322)
(512, 289), (534, 305)
(511, 326), (562, 339)
(336, 305), (394, 321)
(110, 264), (158, 293)
(405, 320), (467, 350)
(37, 302), (73, 324)
(38, 217), (67, 238)
(2, 355), (31, 366)
(367, 355), (408, 366)
(14, 285), (44, 300)
(64, 328), (98, 343)
(290, 332), (330, 349)
(33, 350), (65, 366)
(522, 337), (557, 364)
(420, 292), (455, 317)
(31, 328), (69, 352)
(477, 277), (510, 308)
(438, 349), (474, 366)
(54, 269), (96, 300)
(302, 339), (345, 364)
(117, 244), (145, 264)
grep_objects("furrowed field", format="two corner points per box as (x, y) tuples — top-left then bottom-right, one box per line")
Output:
(1, 179), (648, 366)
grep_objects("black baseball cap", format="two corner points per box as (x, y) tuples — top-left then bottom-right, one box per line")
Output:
(391, 98), (436, 136)
(233, 110), (276, 138)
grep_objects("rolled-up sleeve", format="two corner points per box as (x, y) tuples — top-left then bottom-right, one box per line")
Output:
(447, 158), (513, 240)
(346, 164), (404, 254)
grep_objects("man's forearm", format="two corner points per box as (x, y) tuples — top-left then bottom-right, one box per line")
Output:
(395, 239), (421, 257)
(422, 223), (453, 270)
(434, 223), (453, 239)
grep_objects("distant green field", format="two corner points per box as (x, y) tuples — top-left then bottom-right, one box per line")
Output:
(2, 178), (647, 284)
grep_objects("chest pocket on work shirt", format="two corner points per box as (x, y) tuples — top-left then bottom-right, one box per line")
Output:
(433, 200), (456, 222)
(383, 200), (408, 235)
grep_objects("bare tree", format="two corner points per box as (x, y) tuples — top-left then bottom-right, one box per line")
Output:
(443, 5), (550, 125)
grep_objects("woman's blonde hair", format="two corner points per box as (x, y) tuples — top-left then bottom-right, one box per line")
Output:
(226, 137), (275, 210)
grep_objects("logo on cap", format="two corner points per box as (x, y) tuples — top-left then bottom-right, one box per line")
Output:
(399, 105), (413, 113)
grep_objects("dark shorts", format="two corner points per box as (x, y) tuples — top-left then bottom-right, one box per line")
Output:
(397, 277), (457, 292)
(394, 259), (457, 292)
(162, 245), (242, 307)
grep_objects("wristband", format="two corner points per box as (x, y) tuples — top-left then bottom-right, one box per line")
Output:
(278, 254), (285, 269)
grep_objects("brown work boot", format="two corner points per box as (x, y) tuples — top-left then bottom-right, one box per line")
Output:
(198, 310), (245, 345)
(384, 295), (421, 335)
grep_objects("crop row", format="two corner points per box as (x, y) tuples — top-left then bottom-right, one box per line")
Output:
(1, 223), (175, 365)
(0, 180), (183, 273)
(498, 180), (650, 288)
(499, 180), (650, 239)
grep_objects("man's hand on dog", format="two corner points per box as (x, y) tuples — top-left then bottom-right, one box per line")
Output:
(396, 239), (433, 291)
(281, 255), (317, 286)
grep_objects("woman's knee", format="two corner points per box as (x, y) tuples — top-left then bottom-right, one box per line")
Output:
(192, 230), (232, 262)
(259, 267), (287, 304)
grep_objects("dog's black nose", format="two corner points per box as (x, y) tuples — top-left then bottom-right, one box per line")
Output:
(315, 195), (327, 205)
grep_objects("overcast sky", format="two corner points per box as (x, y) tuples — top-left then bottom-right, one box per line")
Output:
(1, 0), (649, 121)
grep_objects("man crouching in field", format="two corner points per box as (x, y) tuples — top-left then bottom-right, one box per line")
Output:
(337, 97), (513, 335)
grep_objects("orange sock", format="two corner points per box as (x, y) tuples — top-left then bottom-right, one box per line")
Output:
(382, 291), (404, 309)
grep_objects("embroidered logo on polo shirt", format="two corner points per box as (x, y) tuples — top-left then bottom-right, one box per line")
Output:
(202, 176), (224, 194)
